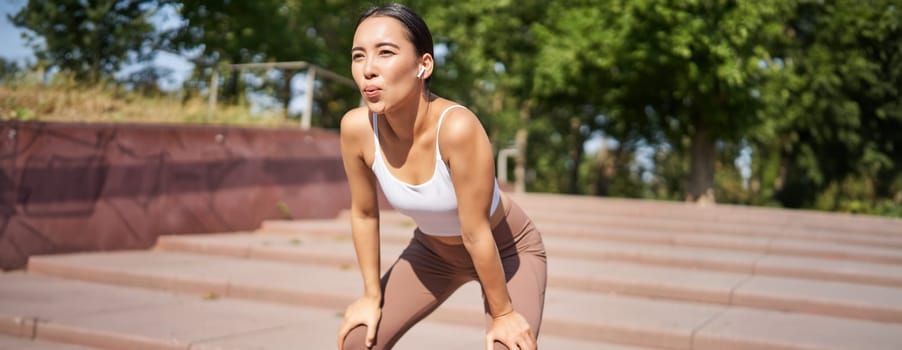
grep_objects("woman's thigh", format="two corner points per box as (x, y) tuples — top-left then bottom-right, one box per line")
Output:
(484, 250), (547, 350)
(341, 239), (465, 350)
(485, 207), (548, 349)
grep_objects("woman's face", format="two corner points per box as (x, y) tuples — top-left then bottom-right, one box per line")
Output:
(351, 16), (423, 115)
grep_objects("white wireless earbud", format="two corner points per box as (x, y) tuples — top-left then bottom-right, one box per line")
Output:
(416, 66), (426, 78)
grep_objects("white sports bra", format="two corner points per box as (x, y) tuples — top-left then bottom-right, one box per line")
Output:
(371, 105), (501, 236)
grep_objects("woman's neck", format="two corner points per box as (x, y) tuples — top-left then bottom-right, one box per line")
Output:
(381, 91), (433, 143)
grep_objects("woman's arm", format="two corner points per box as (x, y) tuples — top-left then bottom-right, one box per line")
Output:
(443, 113), (511, 315)
(441, 108), (535, 350)
(336, 109), (382, 349)
(340, 108), (382, 299)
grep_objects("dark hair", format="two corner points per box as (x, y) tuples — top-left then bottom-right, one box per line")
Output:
(357, 3), (434, 83)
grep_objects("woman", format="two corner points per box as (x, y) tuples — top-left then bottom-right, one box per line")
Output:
(336, 4), (547, 350)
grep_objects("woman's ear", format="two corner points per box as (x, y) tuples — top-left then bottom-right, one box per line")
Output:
(419, 53), (434, 79)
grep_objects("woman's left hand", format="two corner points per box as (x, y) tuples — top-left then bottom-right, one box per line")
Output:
(485, 310), (536, 350)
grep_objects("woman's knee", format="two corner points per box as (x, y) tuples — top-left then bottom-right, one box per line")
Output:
(341, 325), (369, 350)
(492, 340), (517, 350)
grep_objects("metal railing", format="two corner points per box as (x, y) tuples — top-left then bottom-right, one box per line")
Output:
(208, 61), (357, 129)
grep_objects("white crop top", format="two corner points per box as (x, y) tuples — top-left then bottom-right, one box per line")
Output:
(371, 105), (501, 236)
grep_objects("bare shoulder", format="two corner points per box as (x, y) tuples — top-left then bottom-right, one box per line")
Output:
(437, 103), (485, 147)
(340, 106), (372, 141)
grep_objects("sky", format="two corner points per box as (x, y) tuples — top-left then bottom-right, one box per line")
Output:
(0, 0), (33, 63)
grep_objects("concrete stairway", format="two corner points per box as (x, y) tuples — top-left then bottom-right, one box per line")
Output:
(2, 192), (901, 349)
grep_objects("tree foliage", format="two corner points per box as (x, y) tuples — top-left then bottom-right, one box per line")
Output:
(171, 0), (363, 126)
(0, 58), (24, 83)
(532, 0), (793, 202)
(417, 0), (552, 192)
(10, 0), (165, 83)
(758, 0), (902, 214)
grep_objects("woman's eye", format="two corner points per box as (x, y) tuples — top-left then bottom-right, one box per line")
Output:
(379, 50), (395, 56)
(352, 53), (364, 60)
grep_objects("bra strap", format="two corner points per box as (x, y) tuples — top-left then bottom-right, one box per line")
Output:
(435, 105), (465, 158)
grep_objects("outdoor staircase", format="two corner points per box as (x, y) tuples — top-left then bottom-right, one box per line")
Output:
(2, 193), (901, 349)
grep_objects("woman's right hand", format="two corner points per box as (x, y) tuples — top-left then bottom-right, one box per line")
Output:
(337, 296), (382, 349)
(486, 309), (535, 350)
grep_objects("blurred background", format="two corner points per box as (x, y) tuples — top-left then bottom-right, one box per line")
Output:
(1, 0), (900, 218)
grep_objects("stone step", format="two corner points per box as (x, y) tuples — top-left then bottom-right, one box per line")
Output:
(503, 211), (902, 249)
(348, 193), (902, 238)
(492, 221), (902, 264)
(24, 250), (902, 350)
(547, 288), (902, 350)
(255, 221), (902, 286)
(545, 236), (902, 285)
(506, 193), (902, 237)
(0, 334), (92, 350)
(24, 246), (902, 349)
(269, 218), (902, 266)
(0, 273), (647, 350)
(344, 208), (902, 249)
(152, 232), (902, 323)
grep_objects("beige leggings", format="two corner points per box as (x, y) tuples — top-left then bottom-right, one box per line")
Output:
(341, 201), (547, 350)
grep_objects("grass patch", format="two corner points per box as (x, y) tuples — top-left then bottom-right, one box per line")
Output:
(0, 79), (297, 127)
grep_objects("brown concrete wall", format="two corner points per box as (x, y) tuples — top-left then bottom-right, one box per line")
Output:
(0, 121), (350, 270)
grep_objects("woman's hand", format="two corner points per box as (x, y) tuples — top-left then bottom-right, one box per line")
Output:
(337, 296), (382, 349)
(486, 310), (536, 350)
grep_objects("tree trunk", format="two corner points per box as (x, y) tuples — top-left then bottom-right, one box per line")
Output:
(514, 102), (530, 193)
(568, 117), (584, 194)
(225, 68), (240, 104)
(686, 122), (716, 204)
(282, 69), (297, 120)
(592, 136), (612, 196)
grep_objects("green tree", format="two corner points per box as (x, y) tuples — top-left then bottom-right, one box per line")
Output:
(10, 0), (165, 83)
(423, 0), (549, 192)
(533, 0), (792, 203)
(758, 0), (902, 214)
(173, 1), (292, 105)
(172, 0), (363, 126)
(0, 57), (24, 83)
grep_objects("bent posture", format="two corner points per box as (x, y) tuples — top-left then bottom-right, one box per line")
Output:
(336, 4), (547, 350)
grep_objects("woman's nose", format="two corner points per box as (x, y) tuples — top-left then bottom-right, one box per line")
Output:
(363, 57), (377, 79)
